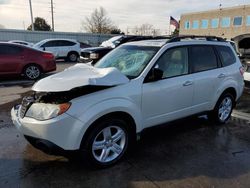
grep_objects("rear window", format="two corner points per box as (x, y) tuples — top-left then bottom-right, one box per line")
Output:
(216, 45), (236, 67)
(190, 46), (218, 73)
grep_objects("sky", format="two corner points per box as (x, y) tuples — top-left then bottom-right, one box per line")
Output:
(0, 0), (249, 34)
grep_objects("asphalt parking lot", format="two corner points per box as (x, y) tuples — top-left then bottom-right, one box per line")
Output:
(1, 62), (250, 188)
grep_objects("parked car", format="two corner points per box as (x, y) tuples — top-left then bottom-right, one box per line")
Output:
(80, 35), (169, 65)
(242, 60), (250, 82)
(11, 36), (244, 167)
(9, 40), (34, 47)
(0, 42), (56, 79)
(79, 41), (92, 49)
(33, 39), (81, 62)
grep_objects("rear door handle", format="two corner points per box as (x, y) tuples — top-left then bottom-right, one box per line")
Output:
(218, 73), (226, 78)
(183, 81), (193, 86)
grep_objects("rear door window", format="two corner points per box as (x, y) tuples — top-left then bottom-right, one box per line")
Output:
(59, 40), (76, 46)
(215, 45), (236, 67)
(189, 46), (218, 73)
(0, 45), (22, 55)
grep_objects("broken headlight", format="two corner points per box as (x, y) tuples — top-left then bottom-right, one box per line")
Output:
(25, 103), (71, 121)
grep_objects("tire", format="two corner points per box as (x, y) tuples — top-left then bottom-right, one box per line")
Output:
(80, 118), (130, 168)
(209, 93), (235, 124)
(23, 64), (41, 80)
(67, 52), (78, 62)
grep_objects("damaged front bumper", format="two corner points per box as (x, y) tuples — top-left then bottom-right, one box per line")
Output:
(11, 105), (85, 151)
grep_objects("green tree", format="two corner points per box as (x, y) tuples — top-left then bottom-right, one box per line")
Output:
(27, 17), (51, 31)
(110, 27), (123, 34)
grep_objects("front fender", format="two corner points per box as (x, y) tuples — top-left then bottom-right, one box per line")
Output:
(68, 98), (142, 149)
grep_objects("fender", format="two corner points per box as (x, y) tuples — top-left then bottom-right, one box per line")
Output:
(211, 78), (238, 110)
(69, 98), (143, 149)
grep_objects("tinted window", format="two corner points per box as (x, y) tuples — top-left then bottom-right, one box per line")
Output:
(233, 17), (242, 26)
(59, 40), (76, 46)
(0, 45), (22, 55)
(42, 41), (58, 47)
(190, 46), (218, 73)
(216, 45), (236, 67)
(156, 47), (188, 78)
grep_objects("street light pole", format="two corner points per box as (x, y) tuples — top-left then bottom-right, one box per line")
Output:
(29, 0), (34, 31)
(51, 0), (54, 31)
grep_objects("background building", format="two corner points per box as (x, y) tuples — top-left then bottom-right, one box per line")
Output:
(180, 5), (250, 39)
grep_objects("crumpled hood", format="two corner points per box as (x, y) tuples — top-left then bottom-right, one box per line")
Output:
(32, 64), (129, 92)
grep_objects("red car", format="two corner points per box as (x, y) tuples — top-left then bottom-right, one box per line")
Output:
(0, 42), (56, 80)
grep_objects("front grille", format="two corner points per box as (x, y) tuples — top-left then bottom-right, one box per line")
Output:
(81, 52), (90, 58)
(20, 96), (34, 118)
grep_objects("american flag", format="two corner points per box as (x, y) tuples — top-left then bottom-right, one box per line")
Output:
(170, 16), (179, 29)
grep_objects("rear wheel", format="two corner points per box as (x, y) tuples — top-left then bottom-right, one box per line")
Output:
(80, 118), (130, 168)
(24, 64), (41, 80)
(67, 52), (78, 62)
(209, 93), (235, 124)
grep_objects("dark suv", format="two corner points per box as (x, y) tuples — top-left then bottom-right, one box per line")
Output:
(80, 35), (168, 64)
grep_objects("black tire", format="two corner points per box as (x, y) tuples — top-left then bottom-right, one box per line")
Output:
(23, 64), (41, 80)
(79, 118), (130, 168)
(67, 52), (78, 62)
(208, 93), (235, 124)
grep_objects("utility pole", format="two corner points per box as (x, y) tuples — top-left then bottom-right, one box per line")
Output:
(29, 0), (34, 31)
(51, 0), (54, 31)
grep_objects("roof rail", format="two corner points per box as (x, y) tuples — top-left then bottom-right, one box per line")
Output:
(167, 35), (226, 43)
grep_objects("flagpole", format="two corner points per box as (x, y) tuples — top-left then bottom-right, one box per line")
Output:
(169, 16), (171, 35)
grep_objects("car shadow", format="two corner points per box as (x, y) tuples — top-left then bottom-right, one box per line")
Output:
(2, 116), (250, 187)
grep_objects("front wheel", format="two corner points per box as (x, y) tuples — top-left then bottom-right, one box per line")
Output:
(80, 118), (129, 168)
(209, 93), (235, 124)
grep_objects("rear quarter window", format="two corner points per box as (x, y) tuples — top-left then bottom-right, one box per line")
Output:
(215, 45), (236, 67)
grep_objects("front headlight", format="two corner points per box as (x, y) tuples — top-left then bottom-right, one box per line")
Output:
(25, 103), (71, 121)
(90, 53), (99, 59)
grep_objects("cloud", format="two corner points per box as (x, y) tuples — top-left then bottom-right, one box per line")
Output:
(0, 0), (249, 33)
(0, 0), (10, 4)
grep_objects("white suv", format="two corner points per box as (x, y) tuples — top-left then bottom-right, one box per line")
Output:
(33, 39), (80, 62)
(11, 36), (245, 167)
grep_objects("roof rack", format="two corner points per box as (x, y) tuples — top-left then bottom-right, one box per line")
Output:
(167, 35), (226, 43)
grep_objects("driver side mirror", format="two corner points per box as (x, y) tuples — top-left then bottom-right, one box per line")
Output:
(145, 68), (163, 83)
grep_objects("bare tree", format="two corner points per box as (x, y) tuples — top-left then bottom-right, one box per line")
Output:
(82, 7), (115, 34)
(131, 24), (160, 36)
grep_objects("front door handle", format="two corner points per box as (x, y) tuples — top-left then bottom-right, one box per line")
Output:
(183, 81), (193, 86)
(218, 73), (226, 78)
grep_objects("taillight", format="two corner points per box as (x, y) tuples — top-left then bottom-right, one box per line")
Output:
(42, 53), (54, 59)
(239, 66), (244, 76)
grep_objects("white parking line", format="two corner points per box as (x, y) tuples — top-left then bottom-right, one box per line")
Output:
(232, 110), (250, 122)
